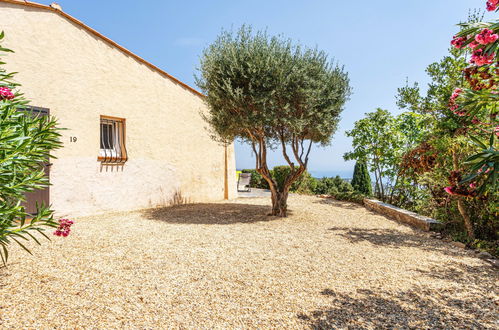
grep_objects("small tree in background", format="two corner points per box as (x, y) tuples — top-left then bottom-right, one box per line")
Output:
(197, 26), (351, 216)
(351, 161), (372, 195)
(0, 32), (66, 265)
(344, 109), (400, 201)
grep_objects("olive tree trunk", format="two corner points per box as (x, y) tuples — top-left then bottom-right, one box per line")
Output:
(251, 134), (312, 217)
(452, 150), (475, 239)
(270, 188), (290, 217)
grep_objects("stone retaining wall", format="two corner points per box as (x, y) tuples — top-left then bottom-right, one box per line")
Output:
(364, 199), (441, 231)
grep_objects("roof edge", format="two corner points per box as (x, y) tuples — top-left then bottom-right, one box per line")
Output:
(0, 0), (205, 98)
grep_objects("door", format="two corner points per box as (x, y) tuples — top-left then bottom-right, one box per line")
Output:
(21, 106), (51, 214)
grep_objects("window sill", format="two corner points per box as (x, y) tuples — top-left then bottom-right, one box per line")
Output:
(97, 156), (128, 163)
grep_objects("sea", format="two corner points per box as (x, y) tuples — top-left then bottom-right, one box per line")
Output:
(237, 169), (354, 181)
(308, 170), (353, 181)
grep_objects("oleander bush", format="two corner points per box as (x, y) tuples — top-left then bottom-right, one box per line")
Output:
(0, 32), (69, 265)
(343, 3), (498, 255)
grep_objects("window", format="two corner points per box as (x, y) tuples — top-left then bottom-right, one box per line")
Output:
(99, 116), (127, 163)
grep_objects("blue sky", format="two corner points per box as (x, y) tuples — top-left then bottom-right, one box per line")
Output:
(54, 0), (490, 177)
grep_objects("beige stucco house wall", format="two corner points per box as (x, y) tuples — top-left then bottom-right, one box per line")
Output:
(0, 0), (237, 216)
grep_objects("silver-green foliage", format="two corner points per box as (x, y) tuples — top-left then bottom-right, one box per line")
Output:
(197, 26), (350, 146)
(196, 26), (350, 216)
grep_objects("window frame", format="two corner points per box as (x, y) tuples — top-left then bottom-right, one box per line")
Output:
(98, 115), (128, 163)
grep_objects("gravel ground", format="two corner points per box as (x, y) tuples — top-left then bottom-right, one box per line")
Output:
(1, 195), (497, 329)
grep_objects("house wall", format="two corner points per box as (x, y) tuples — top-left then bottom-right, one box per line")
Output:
(0, 2), (237, 216)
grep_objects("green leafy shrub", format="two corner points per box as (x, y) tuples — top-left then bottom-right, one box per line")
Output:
(271, 166), (292, 190)
(0, 32), (64, 264)
(313, 176), (353, 195)
(272, 166), (313, 193)
(241, 169), (269, 189)
(331, 191), (366, 204)
(242, 166), (316, 193)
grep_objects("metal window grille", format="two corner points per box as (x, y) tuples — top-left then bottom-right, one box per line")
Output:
(99, 117), (127, 164)
(23, 105), (50, 116)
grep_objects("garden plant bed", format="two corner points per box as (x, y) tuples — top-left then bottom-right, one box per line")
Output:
(0, 195), (497, 328)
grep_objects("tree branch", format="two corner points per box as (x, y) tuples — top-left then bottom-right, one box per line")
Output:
(279, 130), (295, 171)
(304, 139), (313, 167)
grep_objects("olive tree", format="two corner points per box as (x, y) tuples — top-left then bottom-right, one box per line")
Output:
(197, 26), (350, 216)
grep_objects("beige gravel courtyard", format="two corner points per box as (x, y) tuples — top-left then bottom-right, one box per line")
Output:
(1, 195), (497, 328)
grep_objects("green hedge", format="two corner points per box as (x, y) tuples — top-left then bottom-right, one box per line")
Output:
(329, 191), (366, 204)
(312, 176), (353, 195)
(239, 168), (362, 202)
(241, 169), (269, 189)
(241, 166), (316, 193)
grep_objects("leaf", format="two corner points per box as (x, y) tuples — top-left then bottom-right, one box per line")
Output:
(25, 232), (40, 245)
(464, 152), (490, 163)
(0, 243), (8, 265)
(11, 237), (32, 255)
(460, 172), (479, 184)
(469, 135), (487, 149)
(35, 228), (51, 241)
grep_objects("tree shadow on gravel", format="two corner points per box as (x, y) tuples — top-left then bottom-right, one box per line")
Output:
(412, 262), (497, 285)
(298, 287), (495, 329)
(142, 203), (289, 225)
(328, 226), (466, 257)
(313, 198), (363, 210)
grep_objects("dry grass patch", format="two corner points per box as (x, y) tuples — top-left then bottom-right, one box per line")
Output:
(0, 195), (497, 328)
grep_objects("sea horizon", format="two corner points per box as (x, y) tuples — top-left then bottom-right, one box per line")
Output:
(308, 170), (353, 180)
(237, 168), (353, 180)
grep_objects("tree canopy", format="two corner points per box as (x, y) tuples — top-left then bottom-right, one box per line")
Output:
(197, 26), (351, 216)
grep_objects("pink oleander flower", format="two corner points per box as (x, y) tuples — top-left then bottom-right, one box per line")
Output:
(53, 218), (74, 237)
(469, 183), (477, 189)
(470, 49), (495, 66)
(0, 86), (15, 100)
(487, 0), (499, 11)
(475, 28), (499, 45)
(450, 88), (462, 100)
(472, 117), (481, 125)
(444, 186), (456, 195)
(449, 88), (463, 112)
(495, 126), (499, 137)
(451, 35), (466, 49)
(468, 41), (479, 49)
